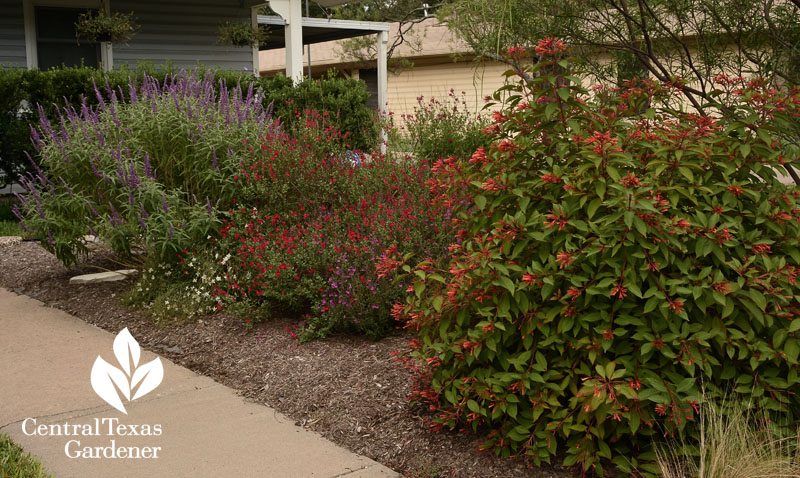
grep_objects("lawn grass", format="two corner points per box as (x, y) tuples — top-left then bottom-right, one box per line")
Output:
(0, 220), (24, 237)
(0, 433), (52, 478)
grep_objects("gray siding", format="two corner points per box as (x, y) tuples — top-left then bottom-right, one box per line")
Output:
(112, 0), (253, 71)
(0, 0), (27, 69)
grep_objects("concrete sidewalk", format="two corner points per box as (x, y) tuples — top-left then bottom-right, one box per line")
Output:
(0, 288), (399, 478)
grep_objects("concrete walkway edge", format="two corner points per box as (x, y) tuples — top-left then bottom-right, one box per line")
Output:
(0, 288), (399, 478)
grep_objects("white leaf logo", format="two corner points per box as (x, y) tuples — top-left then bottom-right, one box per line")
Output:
(90, 328), (163, 414)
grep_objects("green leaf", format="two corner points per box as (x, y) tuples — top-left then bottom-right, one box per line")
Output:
(496, 276), (515, 294)
(545, 102), (558, 119)
(785, 338), (799, 363)
(676, 377), (695, 393)
(774, 329), (788, 349)
(749, 289), (767, 311)
(475, 195), (487, 211)
(432, 296), (444, 313)
(596, 181), (606, 199)
(741, 143), (751, 158)
(624, 211), (634, 228)
(587, 198), (602, 219)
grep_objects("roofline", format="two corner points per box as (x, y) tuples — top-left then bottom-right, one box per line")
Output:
(257, 15), (391, 32)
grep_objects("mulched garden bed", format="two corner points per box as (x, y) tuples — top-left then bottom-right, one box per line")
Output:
(0, 241), (570, 478)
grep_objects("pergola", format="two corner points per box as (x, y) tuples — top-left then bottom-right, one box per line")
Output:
(258, 0), (390, 115)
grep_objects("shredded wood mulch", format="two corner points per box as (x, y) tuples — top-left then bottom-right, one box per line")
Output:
(0, 241), (571, 478)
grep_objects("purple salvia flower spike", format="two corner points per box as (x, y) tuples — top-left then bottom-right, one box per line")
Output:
(143, 152), (153, 178)
(92, 78), (106, 111)
(85, 199), (99, 216)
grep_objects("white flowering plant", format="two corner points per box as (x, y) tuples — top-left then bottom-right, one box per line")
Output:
(122, 248), (228, 322)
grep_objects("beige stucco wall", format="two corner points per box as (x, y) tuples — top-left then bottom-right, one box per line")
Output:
(385, 60), (509, 121)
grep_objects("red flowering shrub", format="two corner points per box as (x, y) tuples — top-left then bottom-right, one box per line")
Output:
(393, 43), (800, 475)
(218, 112), (453, 339)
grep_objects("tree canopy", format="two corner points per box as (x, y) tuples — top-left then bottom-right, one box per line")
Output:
(333, 0), (800, 182)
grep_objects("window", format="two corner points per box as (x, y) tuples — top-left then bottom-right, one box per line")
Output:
(616, 50), (649, 84)
(35, 7), (99, 70)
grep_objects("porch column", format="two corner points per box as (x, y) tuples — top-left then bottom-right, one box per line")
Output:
(267, 0), (304, 82)
(251, 6), (260, 76)
(376, 30), (388, 153)
(100, 0), (113, 71)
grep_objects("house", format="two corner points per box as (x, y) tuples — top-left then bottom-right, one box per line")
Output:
(258, 17), (512, 119)
(0, 0), (389, 109)
(0, 0), (264, 72)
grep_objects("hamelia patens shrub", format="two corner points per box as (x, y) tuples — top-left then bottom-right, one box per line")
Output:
(390, 39), (800, 475)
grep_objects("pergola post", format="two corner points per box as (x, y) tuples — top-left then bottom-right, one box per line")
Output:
(251, 6), (260, 77)
(267, 0), (304, 82)
(377, 30), (388, 154)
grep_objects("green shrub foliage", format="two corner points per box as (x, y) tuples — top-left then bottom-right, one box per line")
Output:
(402, 89), (489, 160)
(218, 112), (453, 339)
(392, 40), (800, 475)
(0, 66), (377, 186)
(17, 71), (273, 266)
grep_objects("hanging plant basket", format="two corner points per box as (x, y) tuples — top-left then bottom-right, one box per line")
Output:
(217, 21), (269, 48)
(75, 10), (139, 44)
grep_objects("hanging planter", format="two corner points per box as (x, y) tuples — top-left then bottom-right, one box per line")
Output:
(217, 21), (269, 48)
(75, 11), (139, 44)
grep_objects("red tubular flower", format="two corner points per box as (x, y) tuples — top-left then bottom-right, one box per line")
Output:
(391, 303), (406, 321)
(727, 185), (744, 196)
(469, 147), (487, 165)
(610, 282), (627, 299)
(497, 139), (514, 152)
(481, 177), (507, 192)
(522, 273), (540, 286)
(545, 210), (569, 231)
(584, 130), (621, 155)
(534, 37), (568, 57)
(541, 173), (561, 184)
(752, 243), (772, 255)
(506, 45), (526, 58)
(620, 173), (641, 189)
(555, 251), (574, 269)
(712, 281), (731, 294)
(668, 299), (685, 314)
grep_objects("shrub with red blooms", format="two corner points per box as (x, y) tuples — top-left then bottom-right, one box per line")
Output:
(392, 41), (800, 475)
(217, 112), (453, 339)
